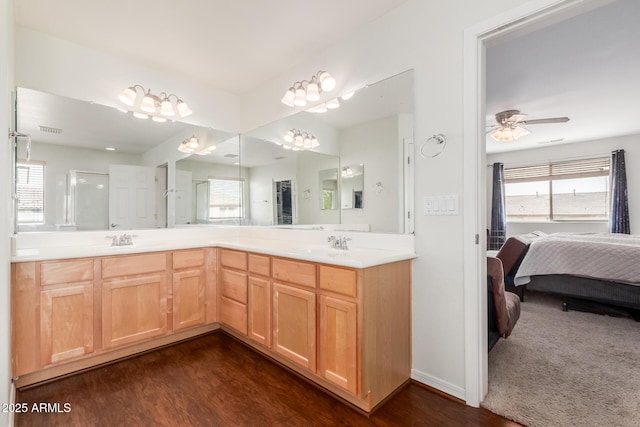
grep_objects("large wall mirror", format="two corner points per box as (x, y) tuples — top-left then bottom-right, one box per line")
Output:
(241, 69), (414, 233)
(14, 87), (238, 232)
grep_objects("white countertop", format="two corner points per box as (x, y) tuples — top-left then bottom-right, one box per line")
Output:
(11, 227), (416, 269)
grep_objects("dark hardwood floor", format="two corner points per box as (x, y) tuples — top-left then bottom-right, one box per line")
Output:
(16, 332), (520, 426)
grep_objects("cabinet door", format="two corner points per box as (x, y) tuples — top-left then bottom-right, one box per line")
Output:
(103, 274), (167, 349)
(273, 283), (316, 371)
(248, 276), (271, 347)
(319, 295), (358, 394)
(173, 269), (206, 331)
(40, 284), (93, 365)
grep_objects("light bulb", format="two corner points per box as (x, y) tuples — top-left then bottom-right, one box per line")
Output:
(326, 98), (340, 109)
(284, 130), (294, 143)
(319, 71), (336, 92)
(176, 100), (192, 117)
(303, 135), (311, 147)
(306, 80), (320, 101)
(133, 112), (149, 119)
(341, 91), (354, 100)
(140, 92), (156, 113)
(188, 136), (199, 149)
(310, 137), (320, 148)
(281, 88), (295, 107)
(160, 99), (175, 117)
(294, 134), (304, 147)
(118, 87), (137, 106)
(294, 87), (307, 106)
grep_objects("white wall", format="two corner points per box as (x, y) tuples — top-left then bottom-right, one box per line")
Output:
(1, 1), (13, 424)
(340, 115), (399, 233)
(487, 133), (640, 237)
(297, 151), (340, 225)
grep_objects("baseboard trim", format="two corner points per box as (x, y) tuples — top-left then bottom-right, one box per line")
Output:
(411, 369), (465, 401)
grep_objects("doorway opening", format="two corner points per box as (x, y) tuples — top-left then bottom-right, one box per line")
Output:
(274, 179), (296, 225)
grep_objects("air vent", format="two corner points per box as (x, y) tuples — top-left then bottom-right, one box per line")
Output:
(224, 154), (239, 158)
(39, 125), (63, 134)
(273, 156), (286, 160)
(537, 138), (564, 145)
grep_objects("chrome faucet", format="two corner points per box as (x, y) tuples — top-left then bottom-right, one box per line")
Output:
(106, 233), (135, 246)
(328, 235), (351, 250)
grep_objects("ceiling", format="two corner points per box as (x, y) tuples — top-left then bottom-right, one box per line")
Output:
(14, 0), (408, 95)
(486, 0), (640, 153)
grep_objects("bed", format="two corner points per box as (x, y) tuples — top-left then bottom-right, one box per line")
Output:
(510, 232), (640, 311)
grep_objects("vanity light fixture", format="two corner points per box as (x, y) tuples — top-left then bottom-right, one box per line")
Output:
(177, 135), (216, 155)
(305, 90), (354, 113)
(118, 84), (193, 121)
(341, 166), (353, 177)
(281, 71), (336, 107)
(282, 129), (320, 150)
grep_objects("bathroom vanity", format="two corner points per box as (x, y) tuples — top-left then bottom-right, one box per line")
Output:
(11, 228), (413, 413)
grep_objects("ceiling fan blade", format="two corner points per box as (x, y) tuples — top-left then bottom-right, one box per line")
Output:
(508, 114), (527, 123)
(521, 117), (570, 125)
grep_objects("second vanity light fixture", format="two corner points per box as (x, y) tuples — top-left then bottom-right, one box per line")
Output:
(281, 71), (336, 107)
(118, 85), (193, 121)
(282, 129), (320, 150)
(178, 135), (216, 155)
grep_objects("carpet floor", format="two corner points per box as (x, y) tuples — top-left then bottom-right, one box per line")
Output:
(482, 291), (640, 427)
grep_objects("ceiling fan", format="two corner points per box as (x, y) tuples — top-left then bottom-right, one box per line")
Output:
(487, 109), (570, 142)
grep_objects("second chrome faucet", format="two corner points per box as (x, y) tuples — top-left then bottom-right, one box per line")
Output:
(327, 235), (351, 250)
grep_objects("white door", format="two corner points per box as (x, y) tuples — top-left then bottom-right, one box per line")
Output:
(175, 170), (192, 224)
(109, 165), (156, 230)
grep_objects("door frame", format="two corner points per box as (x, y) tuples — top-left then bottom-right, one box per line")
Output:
(273, 177), (297, 225)
(462, 0), (599, 406)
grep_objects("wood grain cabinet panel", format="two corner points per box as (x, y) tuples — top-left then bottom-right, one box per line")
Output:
(40, 284), (94, 365)
(272, 258), (316, 288)
(319, 295), (358, 394)
(248, 253), (270, 277)
(220, 269), (248, 304)
(273, 283), (316, 371)
(102, 253), (166, 279)
(220, 249), (247, 271)
(102, 274), (167, 349)
(248, 276), (271, 347)
(172, 249), (205, 270)
(173, 269), (206, 331)
(41, 259), (93, 286)
(220, 296), (247, 335)
(319, 265), (357, 297)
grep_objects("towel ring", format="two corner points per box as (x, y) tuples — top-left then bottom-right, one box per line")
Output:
(420, 134), (446, 158)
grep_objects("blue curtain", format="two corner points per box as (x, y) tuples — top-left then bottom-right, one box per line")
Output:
(489, 163), (506, 250)
(609, 149), (630, 234)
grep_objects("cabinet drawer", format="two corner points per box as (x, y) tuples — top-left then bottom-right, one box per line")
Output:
(248, 253), (270, 276)
(220, 296), (247, 335)
(172, 249), (205, 270)
(319, 266), (357, 297)
(272, 258), (316, 288)
(220, 249), (247, 271)
(41, 259), (93, 287)
(102, 253), (166, 279)
(220, 269), (248, 304)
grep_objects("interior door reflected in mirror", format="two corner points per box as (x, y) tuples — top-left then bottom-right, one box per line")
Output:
(319, 168), (339, 210)
(340, 164), (363, 209)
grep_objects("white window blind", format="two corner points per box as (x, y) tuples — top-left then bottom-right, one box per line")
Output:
(504, 158), (610, 183)
(208, 177), (244, 219)
(16, 161), (45, 223)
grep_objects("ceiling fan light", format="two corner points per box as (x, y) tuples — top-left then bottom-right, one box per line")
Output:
(500, 128), (514, 142)
(118, 87), (137, 106)
(512, 125), (530, 140)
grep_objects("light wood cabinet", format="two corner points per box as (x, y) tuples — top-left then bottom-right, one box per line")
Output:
(40, 283), (94, 366)
(319, 295), (358, 394)
(248, 276), (271, 347)
(102, 273), (168, 349)
(273, 283), (316, 371)
(173, 269), (206, 331)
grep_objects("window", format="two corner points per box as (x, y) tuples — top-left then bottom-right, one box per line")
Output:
(208, 177), (244, 219)
(16, 161), (45, 223)
(505, 157), (610, 222)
